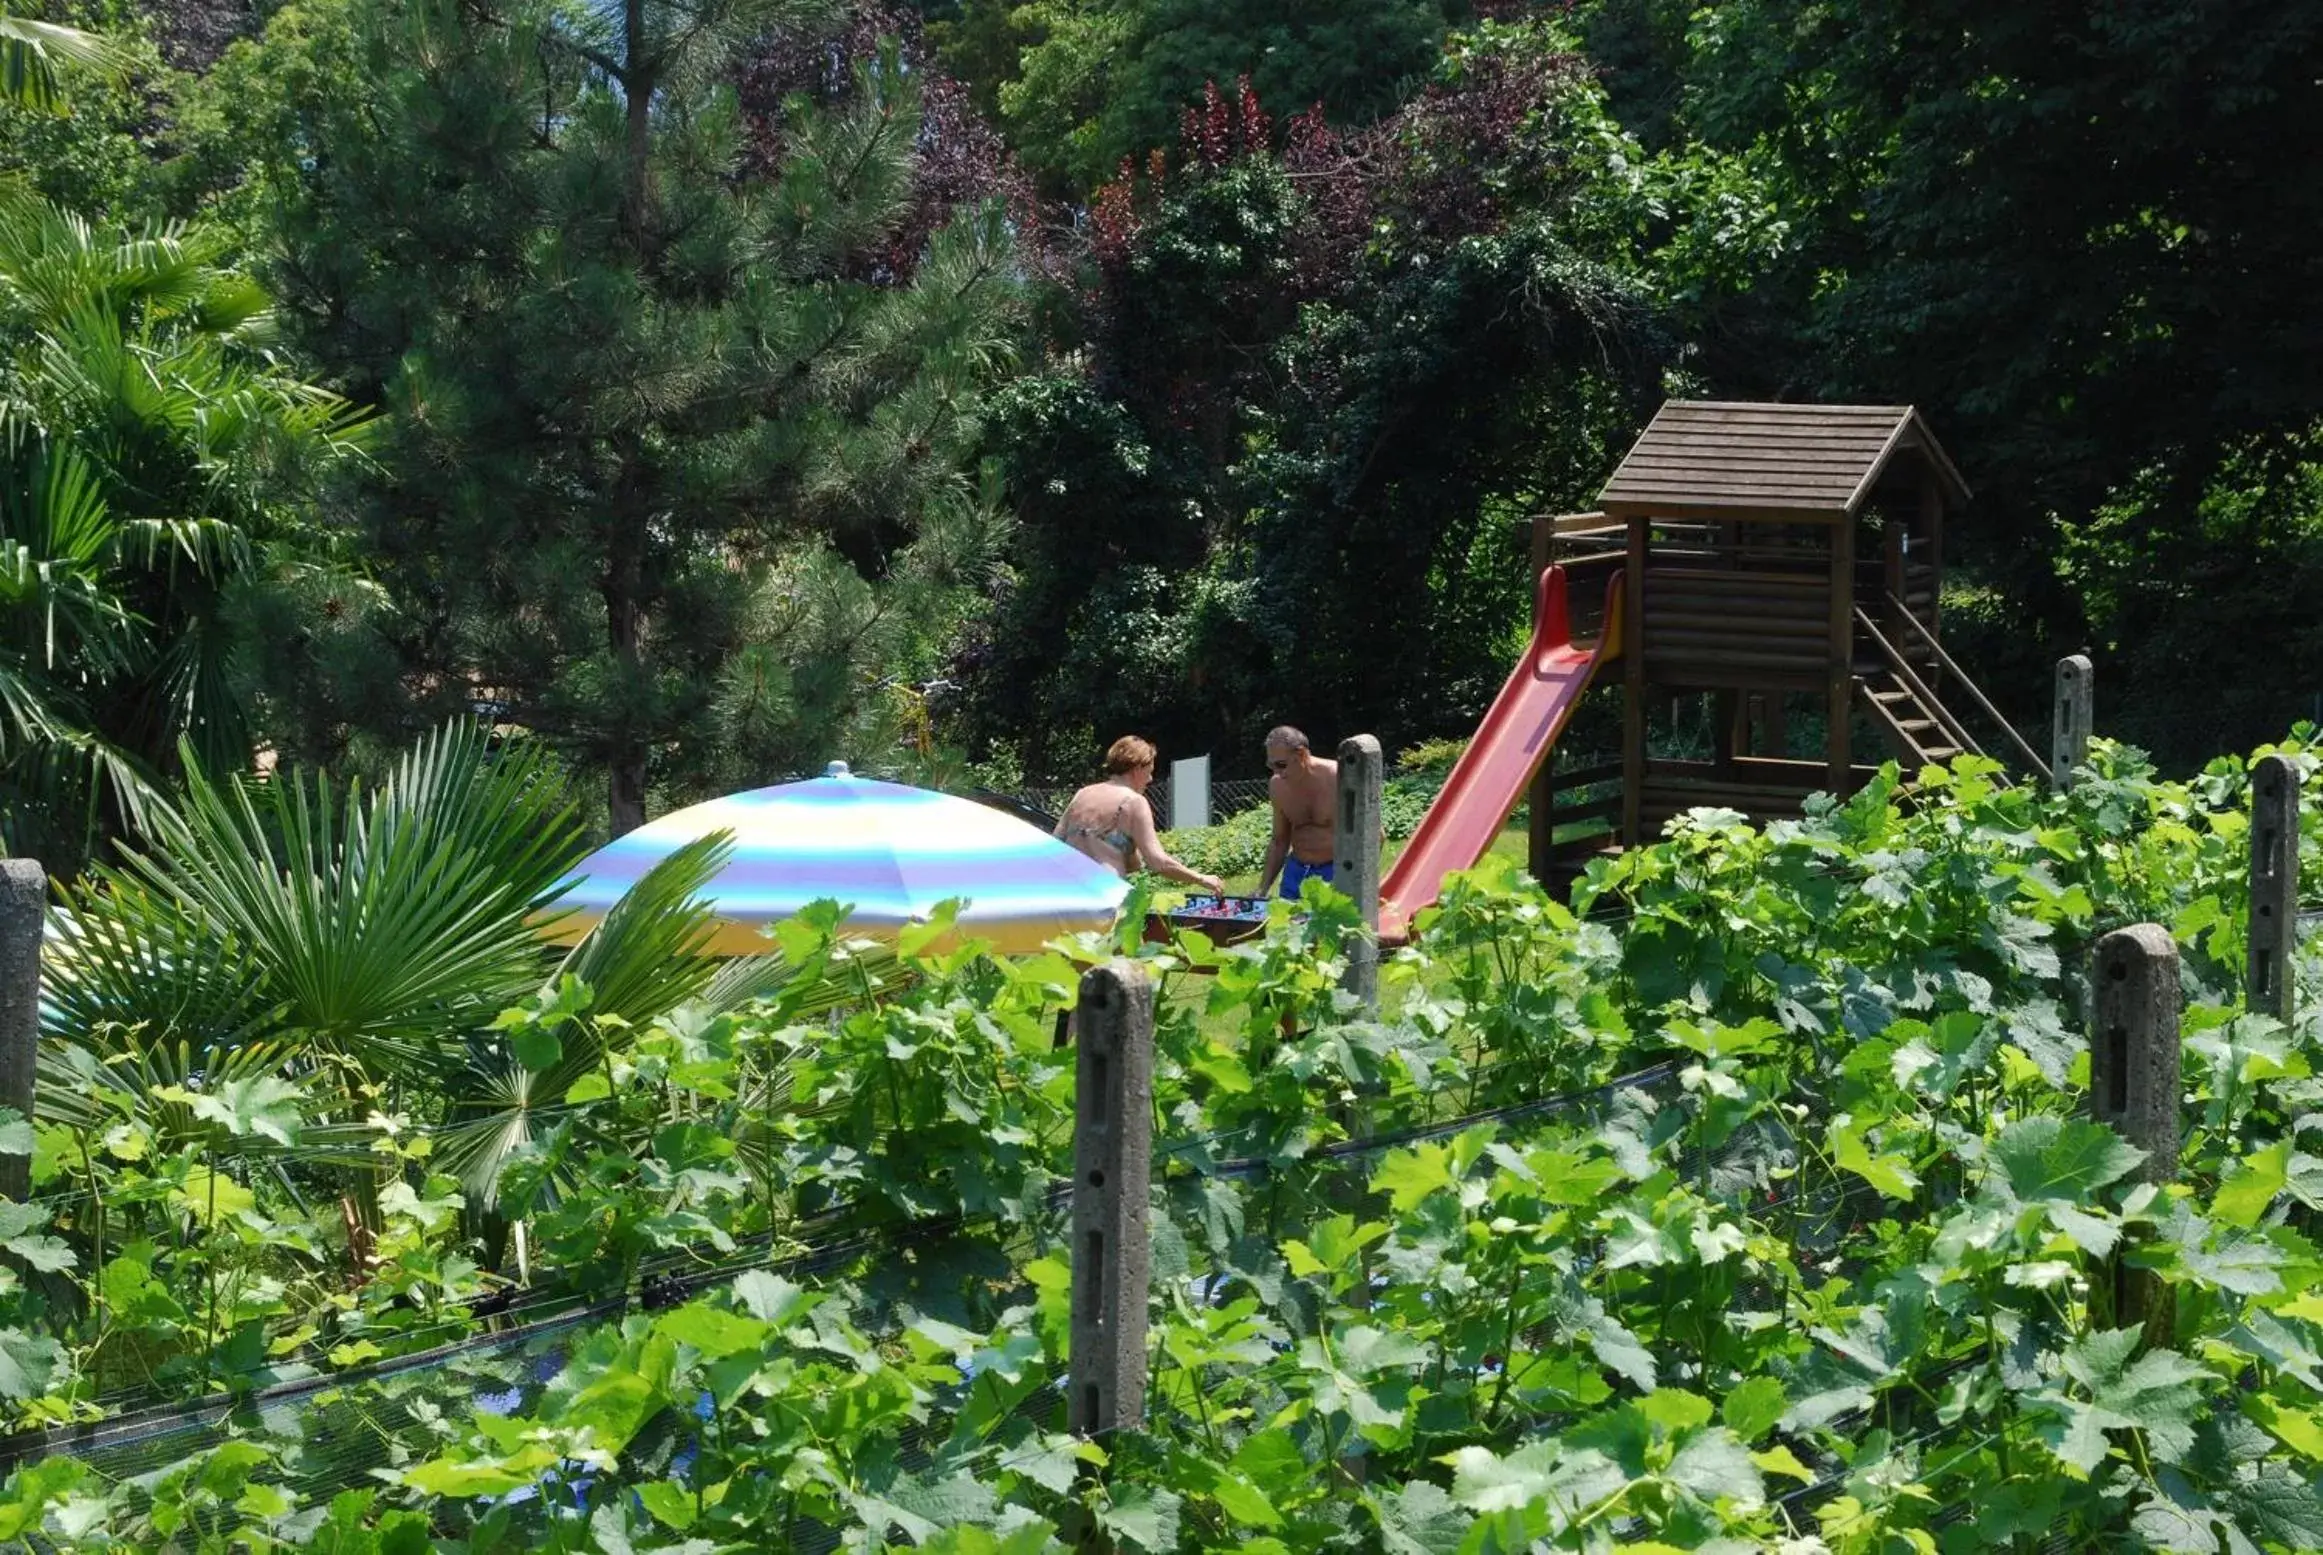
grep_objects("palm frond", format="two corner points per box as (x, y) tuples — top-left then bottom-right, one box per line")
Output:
(63, 721), (586, 1074)
(434, 836), (729, 1207)
(41, 883), (280, 1061)
(0, 13), (133, 113)
(551, 831), (730, 1022)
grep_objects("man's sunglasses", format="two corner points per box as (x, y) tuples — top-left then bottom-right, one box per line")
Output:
(1267, 758), (1291, 773)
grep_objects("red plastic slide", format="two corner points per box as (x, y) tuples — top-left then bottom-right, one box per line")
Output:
(1378, 565), (1623, 943)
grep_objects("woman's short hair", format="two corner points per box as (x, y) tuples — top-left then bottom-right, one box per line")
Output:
(1105, 735), (1157, 774)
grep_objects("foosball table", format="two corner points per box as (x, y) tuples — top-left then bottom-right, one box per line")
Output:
(1143, 892), (1273, 947)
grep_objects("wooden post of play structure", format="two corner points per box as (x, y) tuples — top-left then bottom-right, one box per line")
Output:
(2249, 755), (2300, 1023)
(2090, 924), (2179, 1343)
(1528, 518), (1558, 884)
(1069, 963), (1153, 1438)
(1336, 736), (1383, 1008)
(0, 861), (40, 1202)
(2053, 655), (2093, 790)
(1825, 517), (1855, 791)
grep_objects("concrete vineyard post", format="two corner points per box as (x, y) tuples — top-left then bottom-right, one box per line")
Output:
(1069, 962), (1154, 1437)
(2054, 654), (2093, 790)
(2249, 754), (2300, 1023)
(1336, 735), (1383, 1008)
(2091, 923), (2179, 1342)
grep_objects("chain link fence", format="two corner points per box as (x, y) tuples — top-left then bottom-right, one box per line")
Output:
(995, 777), (1272, 834)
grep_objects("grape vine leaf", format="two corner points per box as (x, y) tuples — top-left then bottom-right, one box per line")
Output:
(1991, 1116), (2144, 1202)
(2219, 1462), (2323, 1550)
(636, 1480), (696, 1530)
(509, 1022), (563, 1073)
(2214, 1141), (2290, 1229)
(2000, 999), (2081, 1086)
(1719, 1377), (1786, 1442)
(655, 1303), (769, 1360)
(1829, 1116), (1920, 1201)
(1372, 1143), (1456, 1214)
(732, 1270), (814, 1326)
(1002, 1433), (1084, 1495)
(1098, 1485), (1182, 1552)
(1205, 1465), (1282, 1528)
(2246, 1396), (2323, 1461)
(0, 1202), (73, 1273)
(2130, 1494), (2232, 1554)
(186, 1076), (304, 1145)
(1443, 1439), (1623, 1521)
(2163, 1210), (2283, 1297)
(400, 1443), (561, 1497)
(0, 1454), (78, 1541)
(2029, 1327), (2208, 1472)
(1371, 1478), (1466, 1555)
(1666, 1428), (1764, 1506)
(1751, 1445), (1814, 1483)
(0, 1328), (60, 1402)
(853, 1470), (999, 1545)
(2228, 1309), (2323, 1392)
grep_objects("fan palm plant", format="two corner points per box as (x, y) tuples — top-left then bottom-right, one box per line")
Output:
(44, 717), (906, 1229)
(47, 719), (589, 1118)
(0, 192), (372, 872)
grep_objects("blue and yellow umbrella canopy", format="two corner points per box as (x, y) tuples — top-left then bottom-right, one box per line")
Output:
(547, 764), (1129, 957)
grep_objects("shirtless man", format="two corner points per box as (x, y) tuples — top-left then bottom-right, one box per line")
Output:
(1256, 727), (1338, 901)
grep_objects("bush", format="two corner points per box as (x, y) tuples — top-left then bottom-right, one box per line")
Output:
(1393, 736), (1469, 782)
(1382, 775), (1435, 838)
(1166, 773), (1443, 877)
(1160, 801), (1276, 877)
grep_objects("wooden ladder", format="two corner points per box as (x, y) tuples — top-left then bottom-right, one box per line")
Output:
(1855, 669), (1978, 770)
(1850, 605), (1992, 776)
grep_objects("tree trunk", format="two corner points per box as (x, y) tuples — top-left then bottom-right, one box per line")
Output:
(603, 568), (648, 835)
(605, 463), (650, 837)
(608, 0), (652, 837)
(609, 746), (648, 837)
(621, 0), (653, 244)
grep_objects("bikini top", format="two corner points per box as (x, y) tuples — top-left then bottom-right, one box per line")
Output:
(1062, 794), (1136, 857)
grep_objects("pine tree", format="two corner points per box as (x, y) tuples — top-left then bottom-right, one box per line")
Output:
(250, 0), (1021, 830)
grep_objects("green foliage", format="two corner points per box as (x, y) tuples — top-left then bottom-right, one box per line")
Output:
(5, 733), (2320, 1547)
(51, 718), (588, 1075)
(1158, 799), (1274, 878)
(1572, 0), (2323, 761)
(0, 191), (372, 870)
(1392, 736), (1468, 782)
(961, 18), (1667, 778)
(0, 6), (132, 113)
(0, 5), (171, 219)
(43, 719), (905, 1238)
(939, 0), (1452, 196)
(209, 0), (1024, 828)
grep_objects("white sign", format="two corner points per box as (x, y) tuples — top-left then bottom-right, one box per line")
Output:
(1171, 755), (1212, 831)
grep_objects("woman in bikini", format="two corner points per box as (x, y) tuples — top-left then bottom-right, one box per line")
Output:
(1055, 735), (1225, 894)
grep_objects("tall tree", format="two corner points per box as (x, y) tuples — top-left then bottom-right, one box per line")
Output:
(1574, 0), (2323, 757)
(932, 0), (1457, 196)
(957, 29), (1666, 777)
(243, 0), (1022, 830)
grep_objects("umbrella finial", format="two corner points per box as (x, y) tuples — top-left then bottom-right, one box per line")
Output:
(824, 760), (852, 779)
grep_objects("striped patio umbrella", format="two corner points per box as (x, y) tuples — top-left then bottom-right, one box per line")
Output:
(548, 763), (1128, 956)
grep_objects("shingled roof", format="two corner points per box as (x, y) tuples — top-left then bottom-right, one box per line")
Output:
(1598, 401), (1970, 521)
